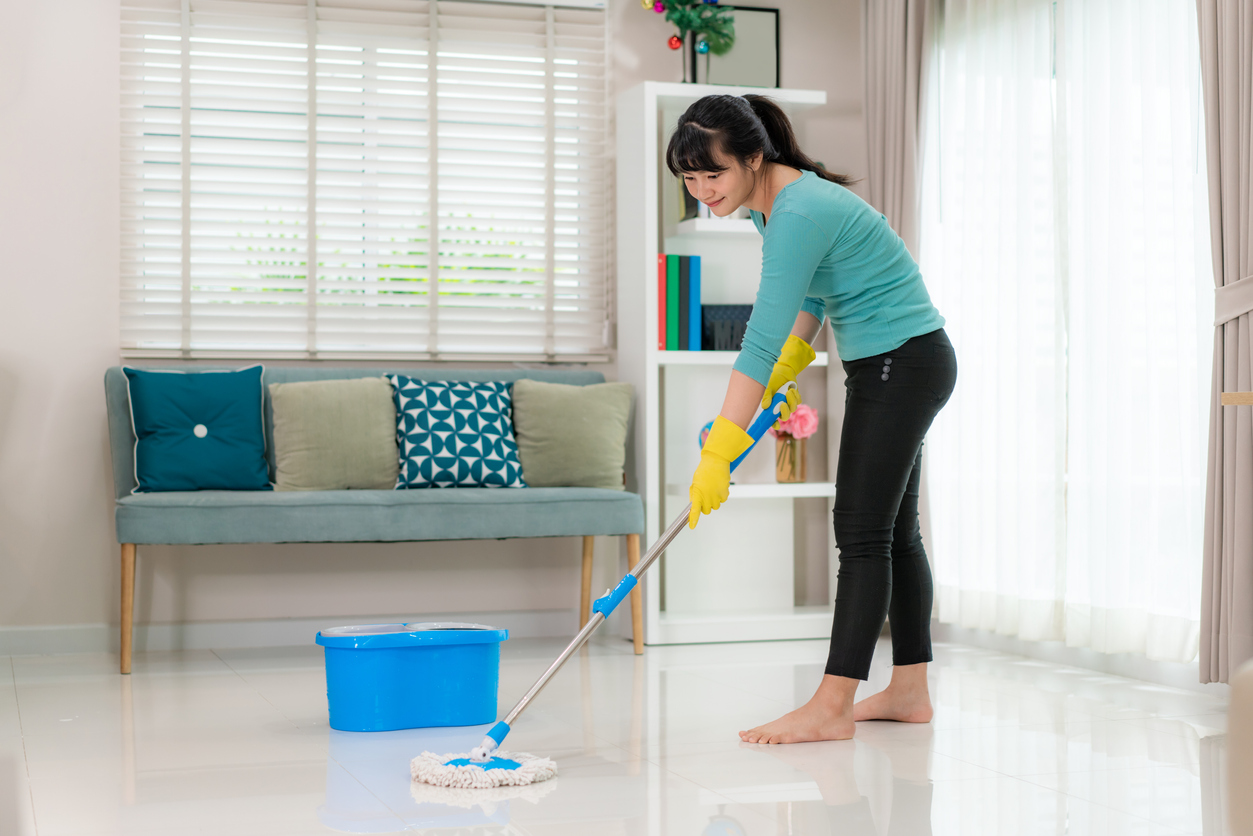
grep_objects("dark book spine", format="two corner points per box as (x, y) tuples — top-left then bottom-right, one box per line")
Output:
(678, 256), (690, 351)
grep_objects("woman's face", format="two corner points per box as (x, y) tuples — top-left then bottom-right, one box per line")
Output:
(681, 150), (762, 217)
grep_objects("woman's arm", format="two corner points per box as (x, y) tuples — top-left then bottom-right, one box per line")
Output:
(790, 310), (823, 344)
(719, 370), (767, 429)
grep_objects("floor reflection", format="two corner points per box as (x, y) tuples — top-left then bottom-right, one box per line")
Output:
(55, 638), (1225, 835)
(730, 726), (934, 836)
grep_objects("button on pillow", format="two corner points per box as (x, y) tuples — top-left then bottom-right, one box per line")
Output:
(124, 366), (270, 492)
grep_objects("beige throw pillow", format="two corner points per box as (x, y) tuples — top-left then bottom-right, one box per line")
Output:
(269, 377), (399, 491)
(511, 379), (633, 490)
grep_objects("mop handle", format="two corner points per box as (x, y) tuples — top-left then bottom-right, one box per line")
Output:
(498, 383), (795, 730)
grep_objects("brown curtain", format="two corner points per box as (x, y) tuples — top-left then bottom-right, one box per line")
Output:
(1199, 0), (1253, 684)
(862, 0), (933, 257)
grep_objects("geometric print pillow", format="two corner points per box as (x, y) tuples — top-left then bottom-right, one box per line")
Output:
(390, 377), (527, 489)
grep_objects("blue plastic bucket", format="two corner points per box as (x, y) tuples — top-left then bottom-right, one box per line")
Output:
(316, 622), (508, 732)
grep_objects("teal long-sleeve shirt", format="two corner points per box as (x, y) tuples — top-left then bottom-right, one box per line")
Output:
(732, 170), (946, 386)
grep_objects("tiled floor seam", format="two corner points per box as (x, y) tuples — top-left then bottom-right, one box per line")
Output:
(8, 655), (38, 836)
(208, 647), (313, 732)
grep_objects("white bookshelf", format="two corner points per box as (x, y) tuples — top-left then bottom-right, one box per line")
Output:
(616, 81), (836, 646)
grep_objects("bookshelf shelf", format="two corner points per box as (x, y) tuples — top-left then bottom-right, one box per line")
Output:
(666, 482), (837, 500)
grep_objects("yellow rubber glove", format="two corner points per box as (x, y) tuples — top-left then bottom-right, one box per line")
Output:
(761, 334), (817, 422)
(688, 416), (755, 529)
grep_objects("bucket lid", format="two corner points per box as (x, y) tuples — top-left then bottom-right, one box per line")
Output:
(315, 621), (508, 649)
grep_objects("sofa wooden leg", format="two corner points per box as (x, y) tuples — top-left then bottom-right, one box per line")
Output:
(625, 534), (644, 655)
(580, 536), (594, 629)
(120, 543), (136, 675)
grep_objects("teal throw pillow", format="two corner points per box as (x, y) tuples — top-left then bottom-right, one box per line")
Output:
(124, 366), (270, 492)
(391, 377), (526, 489)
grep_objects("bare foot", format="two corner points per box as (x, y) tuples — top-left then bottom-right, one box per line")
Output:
(739, 675), (857, 744)
(852, 685), (933, 723)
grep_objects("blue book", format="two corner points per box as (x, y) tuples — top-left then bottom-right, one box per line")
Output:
(688, 255), (701, 350)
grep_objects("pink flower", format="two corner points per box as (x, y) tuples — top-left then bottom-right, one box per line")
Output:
(770, 403), (818, 439)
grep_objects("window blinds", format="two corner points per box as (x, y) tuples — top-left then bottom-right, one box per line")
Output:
(120, 0), (610, 360)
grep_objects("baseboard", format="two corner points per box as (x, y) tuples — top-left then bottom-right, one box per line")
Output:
(932, 620), (1230, 697)
(0, 608), (593, 656)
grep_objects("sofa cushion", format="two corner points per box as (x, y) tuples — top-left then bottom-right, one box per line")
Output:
(391, 377), (526, 489)
(115, 487), (644, 544)
(123, 366), (270, 493)
(512, 379), (633, 490)
(269, 377), (398, 491)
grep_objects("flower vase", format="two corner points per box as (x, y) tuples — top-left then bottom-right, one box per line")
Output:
(775, 433), (807, 483)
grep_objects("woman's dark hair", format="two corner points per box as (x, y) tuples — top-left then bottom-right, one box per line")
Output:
(665, 94), (854, 187)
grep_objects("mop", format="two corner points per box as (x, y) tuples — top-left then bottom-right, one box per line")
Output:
(411, 383), (798, 789)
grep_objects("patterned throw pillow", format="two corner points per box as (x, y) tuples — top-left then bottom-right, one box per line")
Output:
(390, 377), (527, 489)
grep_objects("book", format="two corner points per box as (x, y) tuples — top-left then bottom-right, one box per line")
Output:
(657, 254), (667, 351)
(678, 256), (690, 351)
(688, 255), (701, 351)
(666, 255), (679, 351)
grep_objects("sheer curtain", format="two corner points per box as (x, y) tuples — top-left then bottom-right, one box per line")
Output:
(921, 0), (1212, 662)
(922, 0), (1066, 642)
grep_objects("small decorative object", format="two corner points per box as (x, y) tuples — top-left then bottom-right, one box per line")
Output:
(770, 403), (818, 483)
(698, 419), (715, 449)
(641, 1), (735, 82)
(701, 304), (753, 350)
(641, 0), (654, 7)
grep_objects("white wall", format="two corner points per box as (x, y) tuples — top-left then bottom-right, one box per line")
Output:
(0, 0), (865, 653)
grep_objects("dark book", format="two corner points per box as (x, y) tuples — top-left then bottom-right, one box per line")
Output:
(678, 256), (690, 351)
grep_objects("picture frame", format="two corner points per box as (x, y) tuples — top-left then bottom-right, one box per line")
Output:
(696, 6), (780, 89)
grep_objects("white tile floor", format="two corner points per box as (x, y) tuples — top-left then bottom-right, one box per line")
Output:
(0, 635), (1229, 835)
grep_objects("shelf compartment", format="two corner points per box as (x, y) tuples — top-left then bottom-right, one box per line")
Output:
(669, 218), (758, 237)
(658, 350), (829, 367)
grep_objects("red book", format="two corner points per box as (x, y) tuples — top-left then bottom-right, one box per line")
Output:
(657, 253), (667, 351)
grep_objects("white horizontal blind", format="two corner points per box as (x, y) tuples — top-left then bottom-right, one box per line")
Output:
(120, 0), (609, 360)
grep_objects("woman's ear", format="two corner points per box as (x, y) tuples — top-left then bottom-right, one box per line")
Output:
(748, 151), (764, 172)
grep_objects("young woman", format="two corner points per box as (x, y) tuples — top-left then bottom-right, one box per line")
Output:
(670, 95), (957, 744)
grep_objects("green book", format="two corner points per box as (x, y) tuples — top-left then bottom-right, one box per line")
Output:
(666, 255), (680, 351)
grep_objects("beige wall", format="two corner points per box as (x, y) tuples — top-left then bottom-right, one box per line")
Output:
(0, 0), (864, 648)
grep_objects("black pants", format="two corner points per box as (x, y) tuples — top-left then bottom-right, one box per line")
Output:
(825, 328), (957, 680)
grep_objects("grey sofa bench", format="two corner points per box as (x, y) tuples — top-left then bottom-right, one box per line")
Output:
(104, 366), (645, 674)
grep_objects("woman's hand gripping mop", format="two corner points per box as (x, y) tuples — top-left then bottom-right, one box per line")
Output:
(411, 382), (798, 789)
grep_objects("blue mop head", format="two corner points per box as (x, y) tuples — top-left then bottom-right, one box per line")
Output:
(410, 750), (557, 789)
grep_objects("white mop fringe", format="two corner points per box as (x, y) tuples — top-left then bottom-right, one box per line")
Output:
(410, 750), (558, 789)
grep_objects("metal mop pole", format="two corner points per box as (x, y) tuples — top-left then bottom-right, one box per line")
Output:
(499, 503), (692, 728)
(468, 384), (795, 760)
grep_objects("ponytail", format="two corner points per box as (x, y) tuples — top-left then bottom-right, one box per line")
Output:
(666, 93), (855, 188)
(742, 95), (854, 187)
